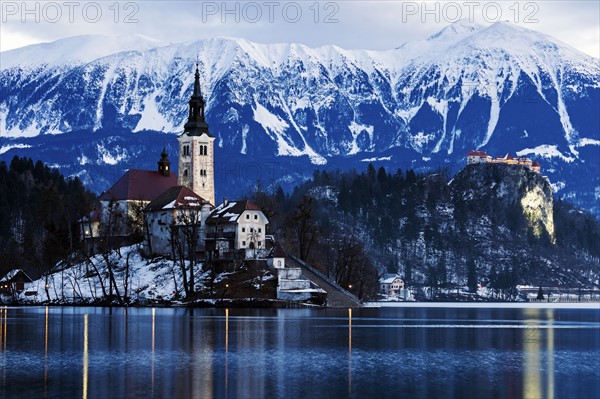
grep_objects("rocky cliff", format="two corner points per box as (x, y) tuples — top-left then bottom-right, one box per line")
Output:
(451, 164), (554, 242)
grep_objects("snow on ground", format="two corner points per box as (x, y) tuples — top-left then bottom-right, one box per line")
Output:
(577, 138), (600, 147)
(133, 94), (178, 132)
(0, 144), (31, 154)
(252, 101), (326, 165)
(360, 156), (392, 162)
(96, 143), (128, 165)
(22, 245), (206, 303)
(347, 121), (374, 155)
(516, 145), (576, 163)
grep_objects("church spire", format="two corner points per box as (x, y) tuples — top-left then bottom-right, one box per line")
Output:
(183, 62), (212, 137)
(193, 63), (202, 98)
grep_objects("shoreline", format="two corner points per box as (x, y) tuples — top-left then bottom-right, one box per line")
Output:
(3, 299), (599, 309)
(364, 301), (600, 309)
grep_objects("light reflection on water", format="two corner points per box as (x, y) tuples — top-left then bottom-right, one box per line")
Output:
(0, 306), (598, 399)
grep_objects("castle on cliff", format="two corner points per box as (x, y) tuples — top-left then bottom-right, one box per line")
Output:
(467, 150), (541, 173)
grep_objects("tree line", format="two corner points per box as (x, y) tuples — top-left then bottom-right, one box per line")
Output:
(0, 156), (96, 279)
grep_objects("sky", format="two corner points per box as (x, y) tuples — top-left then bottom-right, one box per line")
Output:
(0, 1), (599, 57)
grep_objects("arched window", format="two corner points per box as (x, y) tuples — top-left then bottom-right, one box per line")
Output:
(183, 169), (188, 177)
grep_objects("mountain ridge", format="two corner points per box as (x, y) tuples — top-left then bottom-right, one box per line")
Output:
(0, 20), (598, 215)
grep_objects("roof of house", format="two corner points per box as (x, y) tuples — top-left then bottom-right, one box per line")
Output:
(467, 150), (488, 157)
(0, 269), (33, 283)
(270, 243), (286, 258)
(379, 274), (403, 284)
(146, 186), (210, 211)
(99, 169), (177, 202)
(532, 161), (540, 167)
(206, 199), (265, 225)
(496, 153), (514, 160)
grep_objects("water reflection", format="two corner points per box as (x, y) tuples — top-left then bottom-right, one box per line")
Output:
(151, 307), (155, 397)
(44, 306), (48, 396)
(83, 313), (88, 399)
(0, 306), (597, 398)
(348, 308), (352, 397)
(1, 307), (6, 390)
(523, 308), (555, 399)
(547, 309), (554, 399)
(1, 307), (6, 351)
(225, 308), (229, 398)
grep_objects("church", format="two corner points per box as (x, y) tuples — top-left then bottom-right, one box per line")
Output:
(84, 64), (269, 261)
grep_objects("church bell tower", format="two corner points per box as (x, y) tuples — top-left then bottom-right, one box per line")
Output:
(157, 147), (171, 177)
(178, 63), (215, 205)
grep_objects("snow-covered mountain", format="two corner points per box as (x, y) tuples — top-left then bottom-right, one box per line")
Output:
(1, 20), (598, 214)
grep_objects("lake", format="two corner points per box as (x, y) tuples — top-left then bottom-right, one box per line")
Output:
(0, 305), (598, 398)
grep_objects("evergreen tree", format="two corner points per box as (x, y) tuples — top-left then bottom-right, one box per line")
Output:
(404, 260), (413, 285)
(537, 286), (544, 300)
(467, 258), (478, 293)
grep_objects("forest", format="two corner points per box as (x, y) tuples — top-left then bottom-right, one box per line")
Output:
(0, 156), (95, 278)
(255, 163), (600, 299)
(1, 157), (599, 302)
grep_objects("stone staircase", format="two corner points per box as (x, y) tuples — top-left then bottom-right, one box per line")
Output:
(286, 255), (363, 308)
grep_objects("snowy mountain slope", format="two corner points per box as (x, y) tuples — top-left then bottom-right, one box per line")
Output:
(0, 20), (598, 215)
(0, 34), (169, 69)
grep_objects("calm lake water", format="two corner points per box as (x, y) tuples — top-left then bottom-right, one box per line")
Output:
(0, 305), (598, 398)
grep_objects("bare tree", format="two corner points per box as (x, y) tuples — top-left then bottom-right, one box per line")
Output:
(291, 196), (322, 262)
(168, 204), (203, 298)
(169, 224), (189, 296)
(97, 199), (125, 305)
(248, 229), (263, 292)
(85, 255), (108, 298)
(177, 206), (202, 296)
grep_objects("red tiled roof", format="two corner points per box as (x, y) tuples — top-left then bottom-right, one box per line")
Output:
(467, 150), (488, 157)
(99, 169), (177, 202)
(532, 161), (540, 167)
(146, 186), (209, 211)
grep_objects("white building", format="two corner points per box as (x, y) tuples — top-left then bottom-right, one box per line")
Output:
(144, 186), (212, 256)
(467, 150), (542, 173)
(205, 199), (269, 259)
(467, 150), (491, 164)
(267, 243), (286, 269)
(78, 148), (177, 247)
(379, 274), (405, 295)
